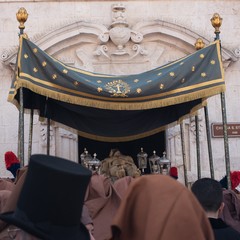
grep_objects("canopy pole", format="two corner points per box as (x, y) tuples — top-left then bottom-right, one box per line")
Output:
(211, 13), (231, 189)
(16, 8), (28, 167)
(180, 122), (188, 187)
(47, 118), (50, 155)
(194, 38), (214, 178)
(28, 109), (34, 160)
(204, 106), (215, 178)
(220, 92), (231, 188)
(195, 115), (201, 179)
(18, 88), (24, 167)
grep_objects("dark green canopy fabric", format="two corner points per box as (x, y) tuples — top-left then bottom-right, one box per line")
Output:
(8, 36), (224, 141)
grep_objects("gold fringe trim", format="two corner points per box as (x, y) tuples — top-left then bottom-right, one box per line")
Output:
(11, 78), (225, 111)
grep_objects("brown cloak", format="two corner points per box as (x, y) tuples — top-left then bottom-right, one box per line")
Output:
(111, 175), (214, 240)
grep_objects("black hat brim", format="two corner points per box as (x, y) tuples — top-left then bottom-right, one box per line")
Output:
(0, 211), (90, 240)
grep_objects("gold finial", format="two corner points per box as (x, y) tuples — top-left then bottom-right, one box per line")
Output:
(16, 7), (28, 30)
(194, 38), (205, 50)
(211, 13), (222, 33)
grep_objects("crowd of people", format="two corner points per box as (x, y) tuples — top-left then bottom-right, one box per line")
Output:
(0, 151), (240, 240)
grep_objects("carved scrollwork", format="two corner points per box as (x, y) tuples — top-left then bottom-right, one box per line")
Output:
(93, 45), (110, 58)
(40, 123), (54, 147)
(59, 128), (77, 140)
(167, 126), (181, 139)
(190, 115), (204, 138)
(130, 44), (148, 59)
(233, 47), (240, 58)
(98, 32), (110, 43)
(130, 31), (143, 43)
(1, 50), (10, 61)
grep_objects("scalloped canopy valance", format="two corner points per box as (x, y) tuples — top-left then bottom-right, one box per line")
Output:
(9, 36), (224, 141)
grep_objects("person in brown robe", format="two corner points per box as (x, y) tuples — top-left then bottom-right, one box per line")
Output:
(110, 174), (214, 240)
(85, 172), (134, 240)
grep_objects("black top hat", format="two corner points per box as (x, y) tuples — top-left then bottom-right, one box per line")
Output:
(0, 154), (92, 240)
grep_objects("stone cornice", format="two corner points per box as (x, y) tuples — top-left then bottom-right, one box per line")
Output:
(1, 18), (237, 70)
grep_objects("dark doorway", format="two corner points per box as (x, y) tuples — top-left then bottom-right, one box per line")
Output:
(78, 131), (165, 174)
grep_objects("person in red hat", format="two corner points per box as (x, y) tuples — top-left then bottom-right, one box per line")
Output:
(4, 151), (20, 179)
(169, 166), (178, 180)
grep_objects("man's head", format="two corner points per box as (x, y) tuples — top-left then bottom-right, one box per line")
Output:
(191, 178), (223, 213)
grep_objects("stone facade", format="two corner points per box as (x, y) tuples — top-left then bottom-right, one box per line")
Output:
(0, 1), (240, 184)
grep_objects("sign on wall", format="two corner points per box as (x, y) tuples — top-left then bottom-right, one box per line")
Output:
(211, 123), (240, 138)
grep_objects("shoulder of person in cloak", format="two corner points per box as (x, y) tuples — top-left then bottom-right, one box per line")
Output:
(219, 171), (240, 191)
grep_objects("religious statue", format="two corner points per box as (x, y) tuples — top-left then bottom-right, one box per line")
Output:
(100, 149), (141, 181)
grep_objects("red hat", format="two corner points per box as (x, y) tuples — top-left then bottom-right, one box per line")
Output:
(170, 167), (178, 178)
(4, 151), (20, 169)
(230, 171), (240, 190)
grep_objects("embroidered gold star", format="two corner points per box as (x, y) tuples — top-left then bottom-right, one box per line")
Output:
(74, 81), (79, 86)
(136, 88), (142, 93)
(52, 74), (57, 80)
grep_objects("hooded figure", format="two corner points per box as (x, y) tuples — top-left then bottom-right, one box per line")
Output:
(0, 154), (92, 240)
(169, 166), (178, 180)
(4, 151), (20, 178)
(111, 175), (214, 240)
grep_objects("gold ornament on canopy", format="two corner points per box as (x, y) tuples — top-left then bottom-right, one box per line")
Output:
(16, 7), (28, 30)
(211, 13), (222, 34)
(195, 38), (205, 50)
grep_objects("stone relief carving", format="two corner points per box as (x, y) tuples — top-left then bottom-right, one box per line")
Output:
(109, 3), (143, 56)
(40, 122), (54, 147)
(233, 47), (240, 58)
(58, 128), (77, 140)
(56, 128), (78, 162)
(1, 5), (237, 71)
(189, 115), (204, 139)
(166, 126), (182, 166)
(91, 3), (147, 62)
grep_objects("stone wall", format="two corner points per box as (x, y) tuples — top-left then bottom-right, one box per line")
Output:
(0, 0), (240, 183)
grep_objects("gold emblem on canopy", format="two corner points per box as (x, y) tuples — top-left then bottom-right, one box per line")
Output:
(105, 79), (130, 97)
